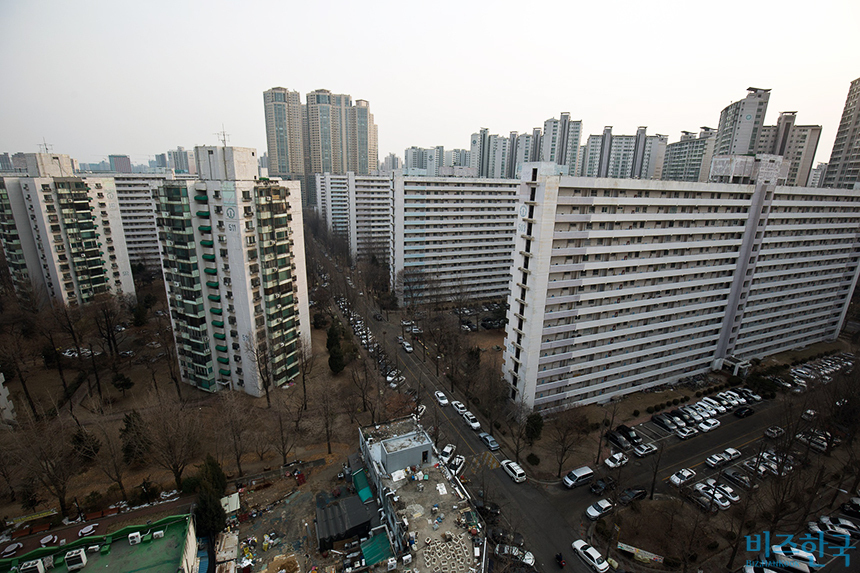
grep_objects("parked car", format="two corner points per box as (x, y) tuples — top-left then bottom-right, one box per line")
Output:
(478, 432), (499, 451)
(615, 424), (643, 446)
(675, 426), (698, 440)
(840, 502), (860, 520)
(724, 468), (758, 491)
(494, 545), (535, 567)
(704, 479), (740, 503)
(401, 341), (414, 353)
(440, 444), (456, 465)
(633, 443), (657, 457)
(706, 453), (728, 469)
(604, 453), (628, 469)
(670, 468), (696, 487)
(770, 544), (818, 566)
(723, 447), (742, 461)
(474, 499), (501, 523)
(605, 431), (631, 451)
(698, 419), (721, 432)
(801, 409), (817, 421)
(734, 407), (755, 418)
(693, 483), (731, 510)
(434, 391), (449, 407)
(448, 455), (465, 476)
(651, 414), (677, 431)
(820, 515), (860, 537)
(666, 412), (687, 428)
(463, 411), (481, 430)
(807, 521), (851, 543)
(585, 499), (614, 520)
(618, 487), (647, 506)
(501, 460), (526, 483)
(451, 401), (467, 415)
(572, 539), (610, 573)
(590, 477), (616, 496)
(765, 426), (785, 439)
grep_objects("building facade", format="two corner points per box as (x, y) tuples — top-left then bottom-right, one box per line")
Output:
(714, 87), (771, 156)
(540, 113), (582, 176)
(504, 163), (860, 411)
(263, 87), (306, 180)
(581, 127), (666, 179)
(661, 128), (716, 182)
(824, 76), (860, 189)
(391, 175), (519, 306)
(755, 111), (821, 186)
(157, 146), (310, 395)
(108, 155), (132, 173)
(0, 154), (135, 305)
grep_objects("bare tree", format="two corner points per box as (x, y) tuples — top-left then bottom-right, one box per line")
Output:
(547, 407), (590, 478)
(351, 360), (376, 422)
(505, 401), (530, 464)
(245, 332), (273, 408)
(298, 337), (316, 411)
(313, 384), (338, 455)
(219, 391), (249, 476)
(88, 293), (125, 357)
(0, 433), (20, 501)
(271, 391), (301, 466)
(153, 315), (182, 401)
(146, 397), (201, 490)
(92, 420), (130, 501)
(249, 426), (271, 463)
(0, 322), (40, 418)
(52, 301), (87, 358)
(15, 412), (81, 517)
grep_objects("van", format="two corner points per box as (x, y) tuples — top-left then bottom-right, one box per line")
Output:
(563, 466), (594, 489)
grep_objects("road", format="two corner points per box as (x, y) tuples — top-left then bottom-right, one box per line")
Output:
(336, 288), (854, 572)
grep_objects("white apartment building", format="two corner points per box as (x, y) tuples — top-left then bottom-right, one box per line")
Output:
(486, 135), (510, 179)
(505, 162), (860, 411)
(157, 146), (310, 396)
(541, 113), (582, 175)
(755, 112), (821, 187)
(315, 173), (393, 262)
(391, 175), (519, 306)
(581, 127), (666, 179)
(715, 88), (771, 156)
(0, 154), (135, 305)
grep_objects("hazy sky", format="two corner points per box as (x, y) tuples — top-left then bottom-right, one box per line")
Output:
(1, 0), (858, 167)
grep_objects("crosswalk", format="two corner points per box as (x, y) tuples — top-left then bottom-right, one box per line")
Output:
(467, 451), (501, 474)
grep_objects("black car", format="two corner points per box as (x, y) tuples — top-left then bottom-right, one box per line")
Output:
(590, 476), (617, 495)
(671, 409), (695, 426)
(734, 407), (755, 418)
(605, 431), (632, 451)
(841, 503), (860, 520)
(474, 499), (501, 523)
(666, 412), (687, 428)
(488, 528), (524, 547)
(373, 313), (384, 321)
(618, 488), (648, 506)
(616, 425), (643, 446)
(651, 413), (677, 431)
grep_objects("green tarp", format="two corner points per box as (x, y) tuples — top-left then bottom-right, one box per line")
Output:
(352, 469), (372, 503)
(361, 532), (393, 567)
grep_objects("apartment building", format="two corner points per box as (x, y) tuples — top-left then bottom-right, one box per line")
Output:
(824, 76), (860, 189)
(391, 175), (519, 306)
(157, 146), (310, 396)
(662, 128), (717, 182)
(505, 162), (860, 411)
(755, 111), (821, 186)
(715, 87), (771, 156)
(581, 127), (666, 179)
(0, 153), (135, 305)
(315, 173), (393, 263)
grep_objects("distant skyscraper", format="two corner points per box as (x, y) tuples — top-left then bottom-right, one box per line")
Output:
(581, 127), (666, 179)
(540, 113), (582, 175)
(809, 162), (828, 187)
(381, 153), (402, 173)
(755, 112), (821, 186)
(486, 135), (510, 179)
(404, 146), (443, 176)
(715, 88), (771, 156)
(443, 149), (469, 168)
(824, 76), (860, 189)
(662, 128), (717, 182)
(155, 153), (169, 169)
(511, 133), (536, 178)
(263, 87), (305, 182)
(167, 147), (196, 174)
(0, 153), (12, 171)
(469, 128), (489, 176)
(109, 155), (132, 173)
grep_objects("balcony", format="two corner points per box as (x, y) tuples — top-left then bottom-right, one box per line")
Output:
(206, 280), (219, 288)
(214, 332), (226, 340)
(204, 268), (218, 275)
(212, 320), (225, 328)
(199, 225), (212, 233)
(197, 211), (210, 218)
(194, 195), (208, 202)
(200, 239), (214, 247)
(216, 344), (228, 352)
(219, 368), (231, 376)
(210, 307), (223, 315)
(208, 294), (221, 302)
(202, 254), (216, 261)
(217, 357), (230, 365)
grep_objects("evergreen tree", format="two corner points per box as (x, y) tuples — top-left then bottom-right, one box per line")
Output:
(197, 454), (227, 497)
(326, 323), (340, 351)
(194, 485), (227, 539)
(111, 372), (134, 396)
(328, 343), (345, 375)
(120, 410), (151, 466)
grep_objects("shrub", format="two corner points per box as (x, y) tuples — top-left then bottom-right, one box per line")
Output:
(687, 552), (698, 563)
(590, 422), (601, 431)
(182, 476), (202, 494)
(695, 391), (702, 398)
(646, 406), (654, 414)
(682, 395), (690, 402)
(603, 418), (610, 427)
(632, 409), (640, 417)
(493, 421), (501, 430)
(526, 453), (540, 466)
(706, 541), (719, 551)
(84, 490), (104, 512)
(672, 398), (680, 406)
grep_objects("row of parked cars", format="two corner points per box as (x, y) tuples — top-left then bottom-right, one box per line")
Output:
(650, 388), (762, 440)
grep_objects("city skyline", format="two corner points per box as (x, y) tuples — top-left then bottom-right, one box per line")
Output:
(0, 0), (857, 168)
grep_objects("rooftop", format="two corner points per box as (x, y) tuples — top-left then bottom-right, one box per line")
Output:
(0, 515), (194, 573)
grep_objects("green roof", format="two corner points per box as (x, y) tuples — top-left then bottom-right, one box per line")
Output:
(361, 532), (393, 567)
(352, 468), (372, 503)
(0, 515), (193, 573)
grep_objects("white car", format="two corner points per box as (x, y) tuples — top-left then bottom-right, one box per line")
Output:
(434, 391), (449, 407)
(501, 460), (527, 483)
(670, 468), (696, 487)
(820, 515), (860, 537)
(723, 447), (742, 461)
(572, 539), (610, 573)
(448, 455), (465, 476)
(463, 411), (481, 430)
(705, 479), (740, 503)
(604, 453), (628, 469)
(585, 499), (614, 520)
(402, 341), (413, 353)
(706, 453), (728, 469)
(771, 544), (818, 565)
(451, 401), (467, 415)
(633, 443), (658, 457)
(698, 419), (720, 432)
(440, 444), (456, 465)
(675, 426), (698, 440)
(693, 484), (731, 510)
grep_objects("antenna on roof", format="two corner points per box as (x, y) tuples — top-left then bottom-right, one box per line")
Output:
(38, 137), (53, 153)
(216, 125), (230, 148)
